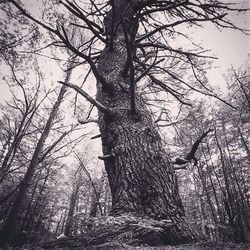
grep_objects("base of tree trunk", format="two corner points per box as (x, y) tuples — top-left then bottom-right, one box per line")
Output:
(43, 215), (195, 249)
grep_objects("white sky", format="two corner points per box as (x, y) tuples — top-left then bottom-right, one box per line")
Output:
(196, 22), (249, 87)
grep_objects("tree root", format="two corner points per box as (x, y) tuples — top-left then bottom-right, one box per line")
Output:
(43, 215), (195, 249)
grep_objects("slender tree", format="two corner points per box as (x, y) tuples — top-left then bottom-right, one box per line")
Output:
(2, 0), (249, 245)
(0, 65), (73, 245)
(64, 170), (82, 237)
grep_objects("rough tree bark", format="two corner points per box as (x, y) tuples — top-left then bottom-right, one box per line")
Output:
(95, 0), (192, 243)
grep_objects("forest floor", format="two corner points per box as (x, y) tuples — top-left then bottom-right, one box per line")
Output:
(4, 241), (250, 250)
(75, 241), (250, 250)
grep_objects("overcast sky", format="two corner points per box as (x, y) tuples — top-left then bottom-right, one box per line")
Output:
(197, 22), (249, 86)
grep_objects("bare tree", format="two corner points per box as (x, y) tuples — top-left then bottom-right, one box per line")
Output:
(0, 63), (73, 245)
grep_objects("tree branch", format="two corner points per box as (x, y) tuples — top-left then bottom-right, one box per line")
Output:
(10, 0), (109, 89)
(58, 81), (111, 114)
(173, 128), (214, 166)
(174, 165), (188, 170)
(78, 118), (98, 125)
(135, 57), (164, 83)
(136, 14), (227, 43)
(61, 0), (106, 43)
(39, 125), (78, 163)
(138, 0), (188, 16)
(137, 42), (217, 60)
(149, 74), (191, 106)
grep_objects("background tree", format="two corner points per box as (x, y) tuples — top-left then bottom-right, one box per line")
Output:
(0, 59), (87, 245)
(172, 75), (250, 243)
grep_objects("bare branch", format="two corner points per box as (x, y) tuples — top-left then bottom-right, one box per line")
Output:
(173, 128), (214, 167)
(164, 68), (236, 109)
(74, 153), (103, 216)
(135, 56), (164, 83)
(98, 154), (113, 160)
(39, 125), (78, 163)
(137, 42), (217, 60)
(10, 0), (109, 88)
(78, 118), (98, 125)
(174, 165), (188, 170)
(136, 14), (227, 43)
(61, 0), (106, 42)
(138, 0), (189, 16)
(11, 0), (57, 33)
(91, 134), (101, 140)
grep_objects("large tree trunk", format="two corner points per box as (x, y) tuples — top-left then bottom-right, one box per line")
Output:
(95, 0), (191, 243)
